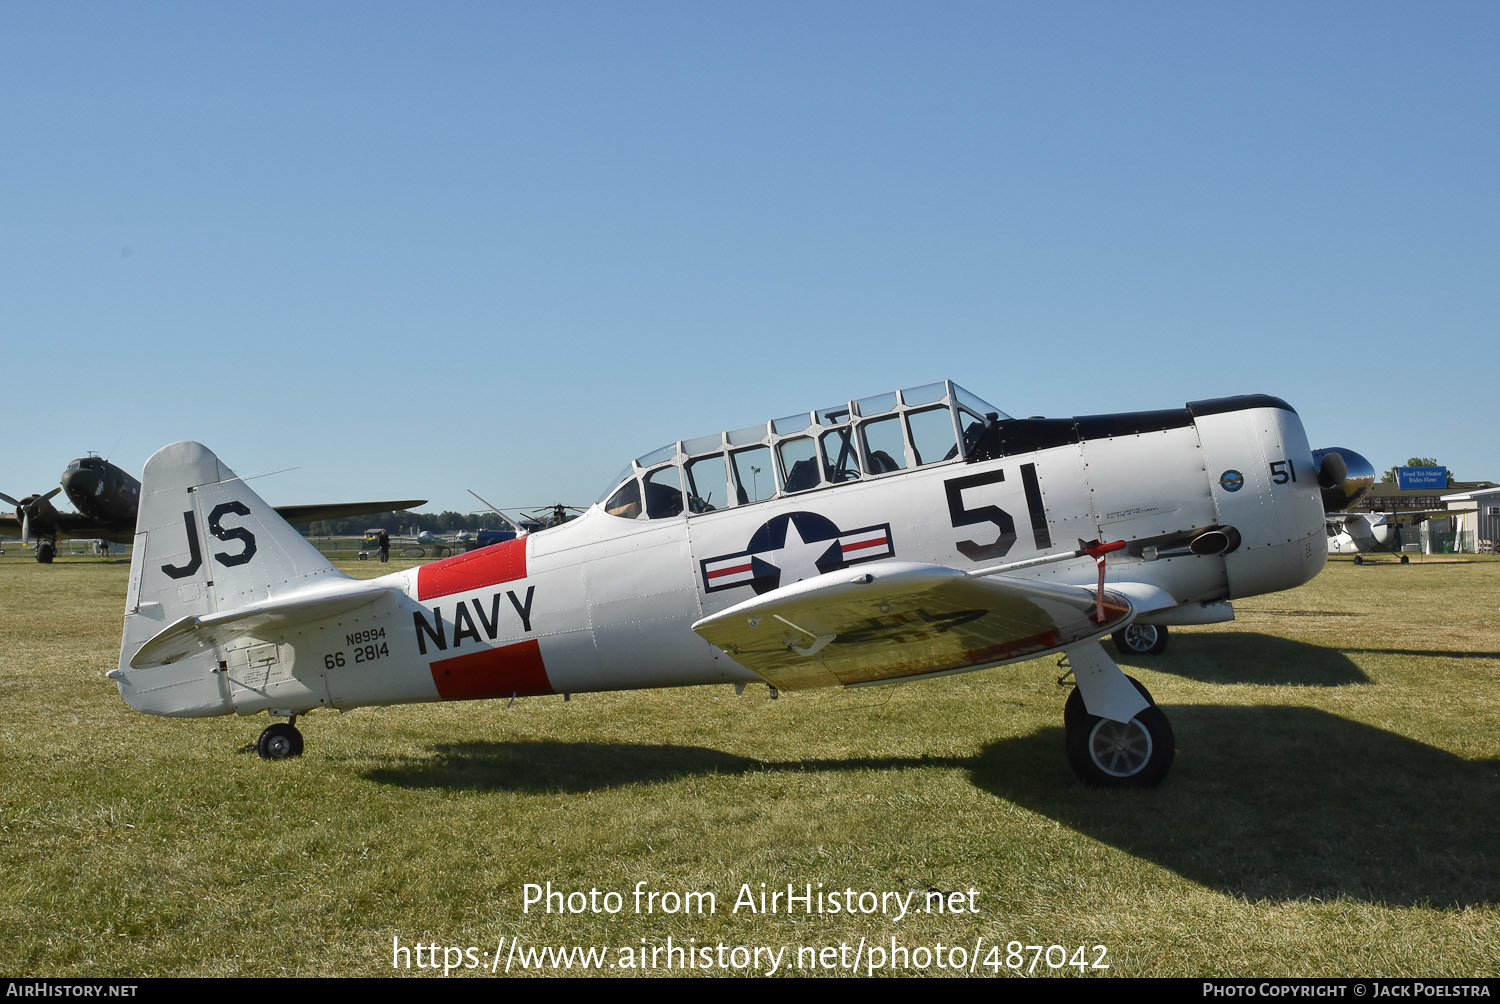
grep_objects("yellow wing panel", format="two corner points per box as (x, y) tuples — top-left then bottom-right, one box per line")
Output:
(691, 561), (1133, 690)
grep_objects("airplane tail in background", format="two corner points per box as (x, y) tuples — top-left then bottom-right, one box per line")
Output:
(113, 442), (361, 717)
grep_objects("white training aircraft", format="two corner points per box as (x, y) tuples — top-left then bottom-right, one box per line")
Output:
(110, 381), (1369, 787)
(1326, 509), (1469, 564)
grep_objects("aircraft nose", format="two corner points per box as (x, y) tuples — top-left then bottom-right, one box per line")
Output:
(61, 467), (99, 505)
(1311, 447), (1375, 512)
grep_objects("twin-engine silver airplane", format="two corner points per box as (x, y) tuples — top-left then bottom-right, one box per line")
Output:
(111, 381), (1369, 787)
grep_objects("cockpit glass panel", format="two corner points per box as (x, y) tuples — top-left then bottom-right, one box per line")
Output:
(778, 436), (820, 493)
(953, 385), (1009, 421)
(907, 406), (958, 466)
(727, 423), (767, 447)
(820, 427), (861, 482)
(899, 382), (946, 407)
(596, 465), (637, 504)
(772, 413), (810, 435)
(682, 432), (722, 456)
(957, 407), (988, 459)
(644, 465), (685, 519)
(685, 454), (729, 514)
(816, 405), (851, 427)
(854, 392), (898, 417)
(861, 415), (908, 473)
(636, 444), (676, 468)
(730, 446), (776, 504)
(604, 479), (642, 519)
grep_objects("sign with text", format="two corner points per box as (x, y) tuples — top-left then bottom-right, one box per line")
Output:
(1397, 466), (1448, 490)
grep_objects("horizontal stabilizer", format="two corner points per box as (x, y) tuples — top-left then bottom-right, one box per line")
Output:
(692, 560), (1133, 690)
(129, 579), (396, 668)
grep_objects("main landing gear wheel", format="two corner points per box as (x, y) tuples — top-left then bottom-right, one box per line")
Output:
(1064, 677), (1174, 788)
(257, 722), (304, 760)
(1112, 623), (1168, 657)
(36, 541), (56, 564)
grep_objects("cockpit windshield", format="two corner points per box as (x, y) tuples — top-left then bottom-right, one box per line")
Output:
(598, 380), (1006, 519)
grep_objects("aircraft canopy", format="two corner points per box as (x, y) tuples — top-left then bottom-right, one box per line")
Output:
(598, 380), (1007, 520)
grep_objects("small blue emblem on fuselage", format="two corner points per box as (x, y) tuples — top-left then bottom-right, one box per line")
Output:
(1219, 470), (1245, 492)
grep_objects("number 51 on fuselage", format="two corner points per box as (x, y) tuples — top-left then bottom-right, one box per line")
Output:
(111, 380), (1371, 787)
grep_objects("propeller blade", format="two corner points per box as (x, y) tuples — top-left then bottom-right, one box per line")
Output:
(5, 487), (61, 546)
(0, 492), (19, 507)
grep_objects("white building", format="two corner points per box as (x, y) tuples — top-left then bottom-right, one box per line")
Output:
(1440, 486), (1500, 554)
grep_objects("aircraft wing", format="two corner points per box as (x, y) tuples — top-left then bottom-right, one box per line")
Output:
(271, 500), (427, 526)
(1389, 507), (1475, 522)
(692, 560), (1133, 691)
(1327, 507), (1474, 522)
(0, 511), (134, 543)
(2, 504), (426, 540)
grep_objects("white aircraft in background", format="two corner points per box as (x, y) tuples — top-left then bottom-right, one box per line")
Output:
(109, 380), (1368, 788)
(1326, 508), (1469, 564)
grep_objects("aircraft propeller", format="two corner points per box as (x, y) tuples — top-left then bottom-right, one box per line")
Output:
(0, 487), (61, 545)
(1311, 447), (1376, 512)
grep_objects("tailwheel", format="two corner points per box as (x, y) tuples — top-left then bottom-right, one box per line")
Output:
(1064, 678), (1174, 788)
(1112, 623), (1168, 656)
(256, 721), (304, 760)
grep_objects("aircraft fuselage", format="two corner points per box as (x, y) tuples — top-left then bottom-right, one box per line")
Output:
(114, 394), (1328, 720)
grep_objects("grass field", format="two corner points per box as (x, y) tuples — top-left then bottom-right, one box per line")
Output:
(1, 553), (1497, 977)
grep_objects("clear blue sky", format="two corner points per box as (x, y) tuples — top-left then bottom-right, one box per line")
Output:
(4, 2), (1496, 517)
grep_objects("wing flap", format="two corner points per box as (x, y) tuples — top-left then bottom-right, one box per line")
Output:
(692, 561), (1133, 690)
(129, 579), (396, 668)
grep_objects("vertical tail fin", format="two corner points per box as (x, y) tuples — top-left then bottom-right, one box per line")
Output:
(115, 442), (346, 716)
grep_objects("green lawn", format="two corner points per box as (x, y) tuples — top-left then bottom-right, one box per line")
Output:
(1, 555), (1496, 976)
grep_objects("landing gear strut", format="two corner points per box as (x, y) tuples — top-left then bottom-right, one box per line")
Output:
(1063, 676), (1174, 788)
(257, 717), (304, 760)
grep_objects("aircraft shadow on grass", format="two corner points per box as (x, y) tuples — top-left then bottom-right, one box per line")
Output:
(365, 706), (1498, 907)
(970, 706), (1500, 908)
(1339, 646), (1500, 661)
(1136, 633), (1370, 686)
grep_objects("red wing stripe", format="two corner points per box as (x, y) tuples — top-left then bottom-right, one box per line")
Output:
(841, 537), (889, 553)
